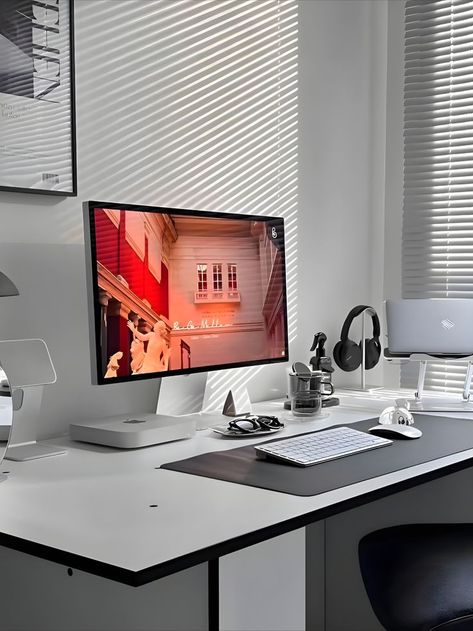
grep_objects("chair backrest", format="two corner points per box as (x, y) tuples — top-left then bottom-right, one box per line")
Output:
(359, 524), (473, 631)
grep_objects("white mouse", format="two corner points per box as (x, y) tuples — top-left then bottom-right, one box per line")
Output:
(369, 424), (423, 439)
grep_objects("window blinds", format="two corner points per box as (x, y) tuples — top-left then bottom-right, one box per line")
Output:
(402, 0), (473, 392)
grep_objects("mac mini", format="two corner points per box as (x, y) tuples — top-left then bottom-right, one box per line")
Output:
(70, 413), (196, 449)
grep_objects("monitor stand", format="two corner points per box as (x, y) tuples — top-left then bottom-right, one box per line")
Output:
(157, 370), (254, 431)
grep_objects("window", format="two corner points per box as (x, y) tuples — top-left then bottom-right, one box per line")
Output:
(197, 264), (207, 292)
(228, 264), (238, 290)
(402, 0), (473, 392)
(146, 221), (163, 283)
(124, 212), (145, 260)
(213, 264), (223, 292)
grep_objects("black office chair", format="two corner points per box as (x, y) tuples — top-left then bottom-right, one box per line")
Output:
(359, 524), (473, 631)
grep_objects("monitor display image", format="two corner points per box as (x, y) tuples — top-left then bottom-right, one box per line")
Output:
(85, 202), (288, 384)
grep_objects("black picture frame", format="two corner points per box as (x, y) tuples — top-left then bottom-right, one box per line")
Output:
(0, 0), (76, 196)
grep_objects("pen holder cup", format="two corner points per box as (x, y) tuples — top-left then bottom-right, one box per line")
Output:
(288, 372), (333, 397)
(291, 390), (323, 417)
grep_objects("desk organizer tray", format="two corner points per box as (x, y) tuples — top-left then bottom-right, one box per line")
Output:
(161, 415), (473, 496)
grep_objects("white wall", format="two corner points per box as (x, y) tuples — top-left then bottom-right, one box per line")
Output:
(0, 0), (390, 439)
(297, 0), (388, 388)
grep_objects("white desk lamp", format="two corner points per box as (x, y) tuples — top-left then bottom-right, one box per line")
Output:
(0, 339), (66, 461)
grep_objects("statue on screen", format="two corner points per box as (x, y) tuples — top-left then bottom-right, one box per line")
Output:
(127, 319), (170, 373)
(104, 351), (123, 378)
(128, 314), (146, 374)
(130, 337), (145, 374)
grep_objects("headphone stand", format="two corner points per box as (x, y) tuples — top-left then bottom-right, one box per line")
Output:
(360, 307), (375, 390)
(342, 308), (383, 393)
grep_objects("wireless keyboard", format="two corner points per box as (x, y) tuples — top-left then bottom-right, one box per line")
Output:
(255, 426), (392, 467)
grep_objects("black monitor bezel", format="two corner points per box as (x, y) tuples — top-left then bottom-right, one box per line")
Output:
(85, 200), (289, 385)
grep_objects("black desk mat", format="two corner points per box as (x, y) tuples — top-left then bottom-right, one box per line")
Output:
(161, 415), (473, 496)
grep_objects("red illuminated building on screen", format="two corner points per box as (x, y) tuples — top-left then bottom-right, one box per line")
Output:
(89, 205), (288, 382)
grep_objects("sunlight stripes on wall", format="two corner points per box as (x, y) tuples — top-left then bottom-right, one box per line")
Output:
(76, 0), (299, 406)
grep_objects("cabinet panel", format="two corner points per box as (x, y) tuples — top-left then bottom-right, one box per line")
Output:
(0, 546), (207, 631)
(220, 529), (306, 631)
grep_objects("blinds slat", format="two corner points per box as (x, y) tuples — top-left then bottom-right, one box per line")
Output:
(403, 0), (473, 392)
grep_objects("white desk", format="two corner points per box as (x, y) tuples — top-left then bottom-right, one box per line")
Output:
(1, 400), (473, 630)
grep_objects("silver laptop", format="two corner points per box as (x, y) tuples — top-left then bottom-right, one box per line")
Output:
(385, 299), (473, 355)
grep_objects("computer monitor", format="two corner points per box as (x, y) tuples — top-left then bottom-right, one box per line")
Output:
(84, 201), (289, 387)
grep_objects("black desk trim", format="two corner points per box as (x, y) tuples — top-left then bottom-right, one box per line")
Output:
(0, 455), (472, 587)
(208, 559), (219, 631)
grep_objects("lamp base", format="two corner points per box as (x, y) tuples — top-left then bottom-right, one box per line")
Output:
(6, 442), (67, 461)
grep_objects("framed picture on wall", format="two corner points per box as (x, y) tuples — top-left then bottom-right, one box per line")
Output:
(0, 0), (76, 196)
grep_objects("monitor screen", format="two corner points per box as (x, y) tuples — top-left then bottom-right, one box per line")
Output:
(85, 202), (289, 384)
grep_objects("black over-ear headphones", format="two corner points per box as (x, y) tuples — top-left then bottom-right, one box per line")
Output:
(333, 305), (381, 372)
